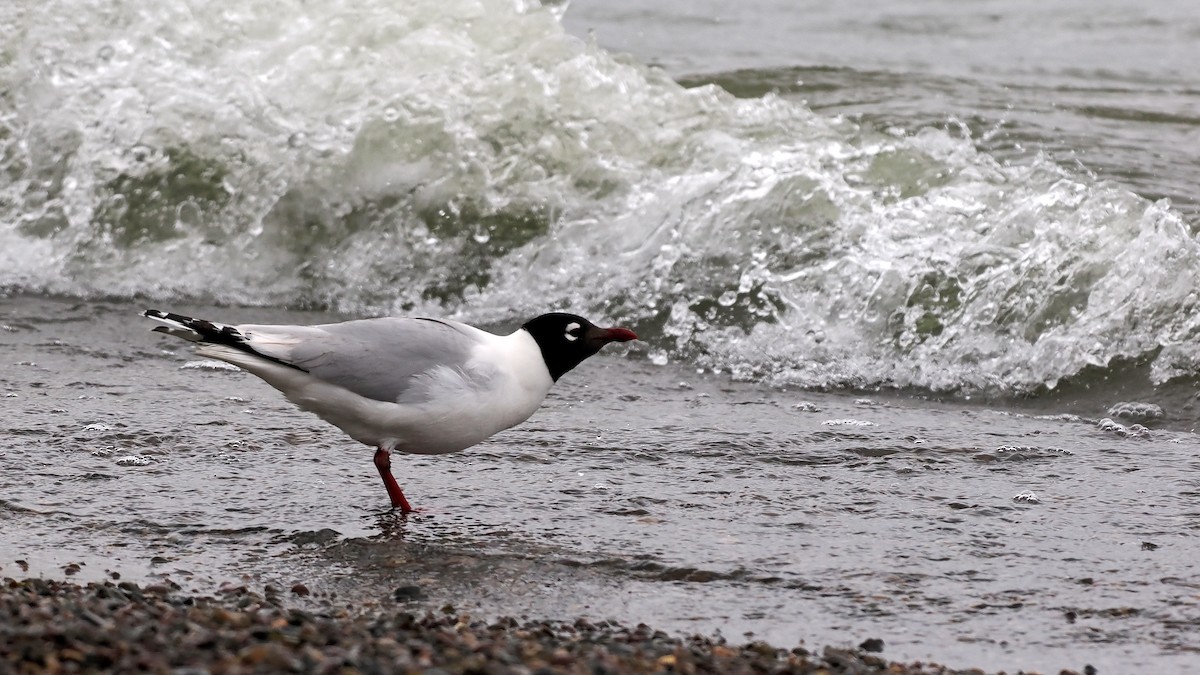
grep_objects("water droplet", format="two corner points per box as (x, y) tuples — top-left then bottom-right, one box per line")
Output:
(287, 131), (307, 148)
(717, 290), (738, 307)
(382, 106), (400, 122)
(96, 45), (115, 61)
(649, 351), (669, 366)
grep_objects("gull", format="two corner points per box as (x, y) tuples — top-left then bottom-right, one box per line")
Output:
(144, 309), (637, 513)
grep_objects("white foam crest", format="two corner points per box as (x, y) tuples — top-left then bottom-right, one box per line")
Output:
(475, 108), (1200, 392)
(1, 0), (621, 302)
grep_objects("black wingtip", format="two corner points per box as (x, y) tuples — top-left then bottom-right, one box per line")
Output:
(143, 308), (311, 374)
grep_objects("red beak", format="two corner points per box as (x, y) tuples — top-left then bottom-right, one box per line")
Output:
(600, 327), (638, 343)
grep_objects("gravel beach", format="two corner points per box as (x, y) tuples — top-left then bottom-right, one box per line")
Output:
(0, 577), (1089, 675)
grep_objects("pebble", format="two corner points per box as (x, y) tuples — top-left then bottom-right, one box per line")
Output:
(859, 637), (885, 652)
(394, 584), (425, 601)
(0, 577), (1053, 674)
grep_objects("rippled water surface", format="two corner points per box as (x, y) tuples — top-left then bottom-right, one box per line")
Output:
(568, 0), (1200, 220)
(3, 297), (1198, 673)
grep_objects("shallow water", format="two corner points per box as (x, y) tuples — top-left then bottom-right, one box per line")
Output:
(3, 296), (1198, 673)
(567, 0), (1200, 221)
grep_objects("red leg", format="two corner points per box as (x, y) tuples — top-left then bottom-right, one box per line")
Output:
(373, 448), (414, 514)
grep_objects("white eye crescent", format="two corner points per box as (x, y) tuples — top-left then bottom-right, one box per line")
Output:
(564, 322), (581, 342)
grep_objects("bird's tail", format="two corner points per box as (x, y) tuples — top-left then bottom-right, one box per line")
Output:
(143, 309), (308, 372)
(143, 309), (239, 344)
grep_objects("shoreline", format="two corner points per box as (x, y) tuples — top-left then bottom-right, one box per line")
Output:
(1, 295), (1177, 673)
(0, 576), (1061, 675)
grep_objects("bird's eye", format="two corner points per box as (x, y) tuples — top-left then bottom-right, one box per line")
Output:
(564, 322), (581, 342)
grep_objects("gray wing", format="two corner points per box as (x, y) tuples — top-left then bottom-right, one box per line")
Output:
(237, 317), (484, 404)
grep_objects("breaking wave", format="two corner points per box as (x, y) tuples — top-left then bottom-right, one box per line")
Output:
(3, 0), (1199, 394)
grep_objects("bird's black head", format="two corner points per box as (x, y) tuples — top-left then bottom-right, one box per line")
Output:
(521, 313), (637, 381)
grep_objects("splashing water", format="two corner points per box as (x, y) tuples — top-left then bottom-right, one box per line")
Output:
(3, 0), (1199, 395)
